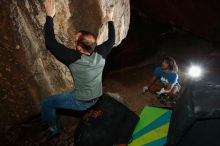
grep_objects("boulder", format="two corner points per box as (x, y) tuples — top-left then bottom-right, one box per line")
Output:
(0, 0), (130, 131)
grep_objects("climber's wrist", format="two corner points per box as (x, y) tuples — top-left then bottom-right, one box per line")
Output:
(106, 5), (114, 22)
(46, 15), (53, 19)
(44, 0), (56, 18)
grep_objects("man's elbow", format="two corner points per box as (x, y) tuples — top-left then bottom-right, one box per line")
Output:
(45, 36), (57, 46)
(44, 40), (55, 51)
(44, 40), (51, 48)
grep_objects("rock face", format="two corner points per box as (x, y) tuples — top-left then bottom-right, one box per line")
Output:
(0, 0), (130, 135)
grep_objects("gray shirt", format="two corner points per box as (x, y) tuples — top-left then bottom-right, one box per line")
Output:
(44, 16), (115, 100)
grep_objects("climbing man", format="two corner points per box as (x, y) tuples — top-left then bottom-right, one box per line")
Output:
(41, 0), (115, 140)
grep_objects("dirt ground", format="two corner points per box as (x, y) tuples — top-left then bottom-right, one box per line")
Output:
(2, 33), (220, 146)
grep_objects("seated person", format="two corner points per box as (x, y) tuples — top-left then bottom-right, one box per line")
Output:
(142, 56), (180, 99)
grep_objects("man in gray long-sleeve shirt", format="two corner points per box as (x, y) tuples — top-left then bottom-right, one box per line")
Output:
(41, 0), (115, 140)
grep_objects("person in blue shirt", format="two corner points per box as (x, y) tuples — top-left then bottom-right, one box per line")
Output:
(143, 56), (180, 97)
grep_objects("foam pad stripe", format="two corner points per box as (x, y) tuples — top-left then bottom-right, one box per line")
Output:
(129, 106), (172, 146)
(129, 123), (169, 146)
(143, 137), (167, 146)
(133, 111), (171, 139)
(133, 106), (167, 134)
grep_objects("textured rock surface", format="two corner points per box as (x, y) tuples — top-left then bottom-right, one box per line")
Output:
(0, 0), (130, 137)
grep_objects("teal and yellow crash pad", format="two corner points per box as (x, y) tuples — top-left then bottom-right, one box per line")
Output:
(129, 106), (172, 146)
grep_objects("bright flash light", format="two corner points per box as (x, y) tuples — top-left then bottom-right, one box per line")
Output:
(188, 65), (202, 78)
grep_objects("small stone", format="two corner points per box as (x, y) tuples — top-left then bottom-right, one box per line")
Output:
(5, 67), (11, 72)
(2, 77), (7, 80)
(2, 95), (8, 100)
(15, 45), (20, 50)
(3, 36), (9, 41)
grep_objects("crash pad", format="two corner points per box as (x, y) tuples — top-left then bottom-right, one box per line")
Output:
(129, 106), (172, 146)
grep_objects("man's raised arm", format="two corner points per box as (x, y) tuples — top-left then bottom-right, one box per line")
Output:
(44, 0), (80, 66)
(96, 6), (115, 59)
